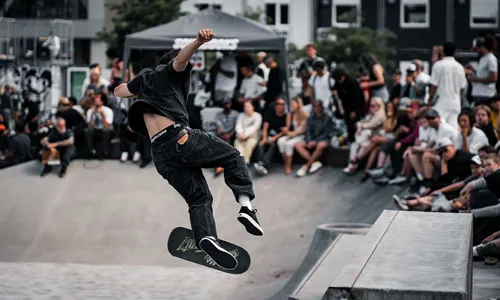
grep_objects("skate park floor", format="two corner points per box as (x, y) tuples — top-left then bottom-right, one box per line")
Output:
(0, 160), (498, 299)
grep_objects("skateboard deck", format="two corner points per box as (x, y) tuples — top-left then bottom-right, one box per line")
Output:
(167, 227), (251, 274)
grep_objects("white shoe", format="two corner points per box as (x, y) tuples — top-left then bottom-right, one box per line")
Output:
(253, 162), (268, 175)
(392, 194), (409, 211)
(367, 168), (385, 177)
(309, 161), (323, 174)
(296, 165), (308, 177)
(388, 175), (408, 185)
(120, 152), (128, 162)
(132, 151), (141, 162)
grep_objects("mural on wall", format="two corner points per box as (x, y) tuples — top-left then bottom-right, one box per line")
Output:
(0, 63), (52, 111)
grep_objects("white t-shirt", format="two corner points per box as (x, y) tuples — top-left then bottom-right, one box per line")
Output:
(418, 126), (433, 143)
(256, 62), (270, 81)
(430, 120), (458, 148)
(235, 112), (262, 138)
(429, 57), (467, 114)
(240, 74), (267, 100)
(308, 71), (334, 109)
(215, 56), (238, 92)
(453, 127), (489, 154)
(86, 105), (114, 130)
(415, 72), (431, 103)
(472, 52), (498, 97)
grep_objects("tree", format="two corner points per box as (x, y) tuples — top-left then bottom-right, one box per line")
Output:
(99, 0), (185, 48)
(315, 10), (397, 76)
(238, 6), (273, 24)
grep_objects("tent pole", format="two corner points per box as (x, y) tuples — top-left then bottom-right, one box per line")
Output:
(279, 38), (290, 108)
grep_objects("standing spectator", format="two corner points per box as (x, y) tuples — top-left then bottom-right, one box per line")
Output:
(0, 121), (30, 169)
(296, 43), (323, 92)
(214, 51), (237, 105)
(469, 35), (498, 106)
(359, 53), (389, 103)
(255, 51), (269, 81)
(234, 100), (262, 165)
(214, 97), (239, 176)
(40, 118), (75, 178)
(308, 59), (334, 111)
(411, 59), (431, 104)
(277, 97), (309, 175)
(295, 101), (333, 177)
(331, 68), (366, 142)
(238, 65), (267, 112)
(400, 65), (417, 100)
(454, 109), (489, 154)
(263, 56), (285, 114)
(389, 69), (402, 104)
(20, 91), (39, 124)
(81, 64), (110, 98)
(254, 97), (288, 175)
(474, 105), (498, 146)
(85, 93), (114, 159)
(428, 42), (467, 129)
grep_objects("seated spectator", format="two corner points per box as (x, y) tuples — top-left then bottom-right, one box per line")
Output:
(344, 97), (386, 174)
(214, 97), (239, 175)
(473, 235), (500, 259)
(474, 104), (498, 146)
(277, 97), (309, 175)
(238, 65), (266, 112)
(234, 100), (262, 165)
(346, 100), (396, 178)
(295, 101), (333, 177)
(478, 145), (496, 159)
(393, 154), (483, 211)
(454, 108), (488, 153)
(254, 97), (288, 175)
(489, 96), (500, 128)
(418, 109), (458, 190)
(85, 93), (114, 159)
(40, 118), (75, 177)
(0, 121), (31, 169)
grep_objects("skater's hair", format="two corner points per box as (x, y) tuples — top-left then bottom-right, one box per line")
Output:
(159, 50), (180, 65)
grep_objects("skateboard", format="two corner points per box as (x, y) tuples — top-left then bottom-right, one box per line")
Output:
(167, 227), (251, 274)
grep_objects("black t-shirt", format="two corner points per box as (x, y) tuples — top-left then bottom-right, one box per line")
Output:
(442, 150), (474, 183)
(264, 67), (284, 103)
(264, 111), (287, 136)
(61, 108), (86, 129)
(8, 133), (31, 162)
(390, 83), (401, 102)
(477, 123), (498, 146)
(22, 101), (39, 123)
(485, 170), (500, 198)
(47, 128), (73, 143)
(333, 76), (365, 117)
(127, 60), (193, 137)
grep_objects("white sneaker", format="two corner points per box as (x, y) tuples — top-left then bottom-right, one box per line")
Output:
(388, 175), (408, 185)
(392, 195), (409, 211)
(309, 161), (323, 174)
(367, 168), (385, 177)
(296, 165), (308, 177)
(120, 152), (128, 162)
(132, 151), (141, 162)
(253, 162), (268, 175)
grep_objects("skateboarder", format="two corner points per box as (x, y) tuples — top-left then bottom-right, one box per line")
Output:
(114, 29), (263, 270)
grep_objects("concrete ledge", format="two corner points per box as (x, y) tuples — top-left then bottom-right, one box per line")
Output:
(324, 210), (473, 300)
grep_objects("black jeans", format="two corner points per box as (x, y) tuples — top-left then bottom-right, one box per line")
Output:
(57, 146), (75, 167)
(381, 139), (406, 176)
(85, 128), (112, 158)
(151, 124), (254, 246)
(255, 141), (277, 167)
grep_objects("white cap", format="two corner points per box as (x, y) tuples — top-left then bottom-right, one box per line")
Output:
(435, 137), (453, 150)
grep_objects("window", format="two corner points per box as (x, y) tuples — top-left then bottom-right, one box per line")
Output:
(470, 0), (499, 28)
(195, 4), (222, 11)
(400, 0), (429, 28)
(266, 3), (276, 25)
(3, 0), (88, 19)
(332, 0), (360, 28)
(280, 4), (289, 25)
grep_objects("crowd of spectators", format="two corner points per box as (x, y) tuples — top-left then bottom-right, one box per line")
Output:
(1, 35), (500, 259)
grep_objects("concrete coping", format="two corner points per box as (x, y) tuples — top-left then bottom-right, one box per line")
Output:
(317, 223), (372, 235)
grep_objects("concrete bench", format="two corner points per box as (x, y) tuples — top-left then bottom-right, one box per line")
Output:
(324, 210), (473, 300)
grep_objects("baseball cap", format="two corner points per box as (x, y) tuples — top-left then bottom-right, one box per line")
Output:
(425, 109), (440, 119)
(222, 96), (232, 104)
(471, 155), (482, 166)
(394, 69), (402, 75)
(406, 64), (417, 73)
(398, 97), (412, 111)
(435, 137), (453, 151)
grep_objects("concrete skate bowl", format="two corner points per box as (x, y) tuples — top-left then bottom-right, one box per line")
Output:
(268, 223), (371, 300)
(0, 161), (398, 299)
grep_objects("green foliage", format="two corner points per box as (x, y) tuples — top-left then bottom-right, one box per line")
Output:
(99, 0), (185, 47)
(310, 10), (397, 76)
(239, 6), (263, 22)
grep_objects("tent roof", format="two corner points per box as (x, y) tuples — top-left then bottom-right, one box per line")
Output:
(125, 8), (286, 51)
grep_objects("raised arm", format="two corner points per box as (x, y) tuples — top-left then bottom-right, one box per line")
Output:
(173, 29), (214, 72)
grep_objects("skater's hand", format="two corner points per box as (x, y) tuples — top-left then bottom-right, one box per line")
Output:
(197, 29), (214, 43)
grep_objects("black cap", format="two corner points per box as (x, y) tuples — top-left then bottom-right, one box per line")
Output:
(222, 96), (232, 104)
(425, 109), (440, 119)
(394, 69), (402, 75)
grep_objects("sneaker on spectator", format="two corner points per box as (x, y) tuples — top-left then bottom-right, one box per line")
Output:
(373, 176), (390, 185)
(59, 166), (67, 178)
(253, 162), (268, 175)
(366, 168), (385, 178)
(392, 194), (409, 211)
(139, 160), (151, 169)
(388, 175), (408, 185)
(296, 165), (309, 177)
(40, 165), (52, 177)
(120, 152), (128, 162)
(132, 151), (141, 163)
(309, 161), (323, 174)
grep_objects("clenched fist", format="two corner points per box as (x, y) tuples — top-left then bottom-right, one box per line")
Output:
(197, 29), (215, 43)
